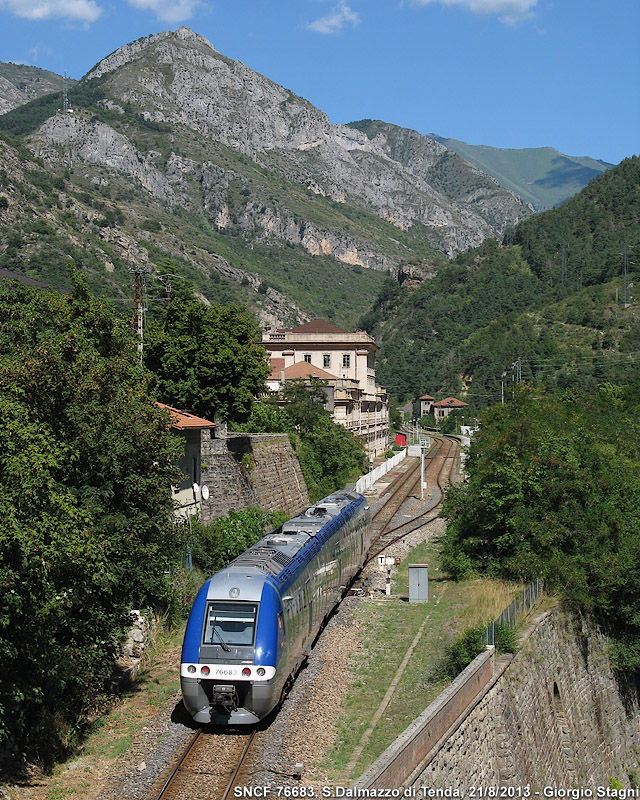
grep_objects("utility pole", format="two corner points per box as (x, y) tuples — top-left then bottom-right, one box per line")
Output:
(129, 265), (151, 363)
(62, 72), (68, 114)
(510, 359), (521, 400)
(154, 273), (174, 309)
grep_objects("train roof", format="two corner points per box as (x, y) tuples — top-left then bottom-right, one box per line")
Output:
(222, 491), (366, 581)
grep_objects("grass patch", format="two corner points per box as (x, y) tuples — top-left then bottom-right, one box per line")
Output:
(324, 530), (530, 780)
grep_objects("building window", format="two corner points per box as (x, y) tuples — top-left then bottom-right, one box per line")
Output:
(191, 456), (200, 485)
(323, 354), (331, 369)
(342, 354), (351, 369)
(304, 354), (312, 363)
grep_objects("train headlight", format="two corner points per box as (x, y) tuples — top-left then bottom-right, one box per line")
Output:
(229, 587), (240, 598)
(201, 666), (210, 676)
(256, 668), (266, 677)
(187, 665), (196, 674)
(242, 667), (251, 676)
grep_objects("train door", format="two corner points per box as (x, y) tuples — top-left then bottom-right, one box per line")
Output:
(277, 611), (287, 664)
(334, 538), (344, 597)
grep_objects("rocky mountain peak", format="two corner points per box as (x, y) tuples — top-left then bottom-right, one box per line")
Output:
(22, 27), (534, 293)
(86, 27), (216, 82)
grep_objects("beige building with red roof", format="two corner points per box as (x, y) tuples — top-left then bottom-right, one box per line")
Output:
(262, 319), (389, 458)
(419, 393), (435, 416)
(432, 397), (468, 423)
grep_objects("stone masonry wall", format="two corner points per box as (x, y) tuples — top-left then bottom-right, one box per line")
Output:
(412, 610), (640, 791)
(199, 431), (308, 523)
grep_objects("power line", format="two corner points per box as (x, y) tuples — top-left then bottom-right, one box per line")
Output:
(529, 351), (640, 369)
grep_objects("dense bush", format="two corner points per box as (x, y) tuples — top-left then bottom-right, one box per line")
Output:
(189, 508), (288, 578)
(431, 624), (487, 682)
(234, 381), (367, 501)
(494, 622), (518, 654)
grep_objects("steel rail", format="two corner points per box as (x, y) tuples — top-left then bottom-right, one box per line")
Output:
(220, 730), (257, 800)
(370, 457), (424, 524)
(370, 437), (447, 544)
(370, 438), (445, 533)
(151, 729), (202, 800)
(365, 437), (458, 566)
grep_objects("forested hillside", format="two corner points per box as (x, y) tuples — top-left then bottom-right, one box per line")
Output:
(442, 383), (640, 675)
(363, 156), (640, 411)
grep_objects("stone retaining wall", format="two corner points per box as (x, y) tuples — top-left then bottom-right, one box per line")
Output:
(199, 431), (308, 522)
(414, 611), (640, 790)
(356, 610), (640, 791)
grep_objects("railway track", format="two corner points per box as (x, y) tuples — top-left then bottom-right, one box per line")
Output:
(368, 435), (458, 562)
(150, 728), (257, 800)
(149, 436), (459, 799)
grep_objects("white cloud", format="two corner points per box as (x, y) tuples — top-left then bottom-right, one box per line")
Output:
(0, 0), (101, 22)
(126, 0), (204, 22)
(307, 2), (360, 34)
(28, 44), (52, 60)
(411, 0), (537, 24)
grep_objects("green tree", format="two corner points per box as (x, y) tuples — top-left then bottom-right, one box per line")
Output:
(280, 377), (330, 434)
(235, 382), (367, 500)
(189, 508), (288, 577)
(0, 271), (184, 765)
(143, 296), (270, 424)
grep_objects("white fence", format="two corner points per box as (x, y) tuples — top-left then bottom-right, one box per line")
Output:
(355, 448), (407, 494)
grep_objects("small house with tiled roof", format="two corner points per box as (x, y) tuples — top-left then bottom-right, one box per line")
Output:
(432, 397), (468, 423)
(262, 319), (389, 458)
(157, 402), (216, 517)
(419, 393), (435, 416)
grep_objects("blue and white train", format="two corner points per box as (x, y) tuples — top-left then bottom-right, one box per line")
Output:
(180, 490), (372, 724)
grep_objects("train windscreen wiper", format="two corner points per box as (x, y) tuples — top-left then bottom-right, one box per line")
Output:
(212, 620), (231, 652)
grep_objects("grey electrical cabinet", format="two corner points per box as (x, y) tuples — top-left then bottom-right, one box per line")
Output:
(408, 564), (429, 603)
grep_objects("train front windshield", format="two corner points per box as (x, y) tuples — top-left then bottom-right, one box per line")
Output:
(203, 601), (258, 647)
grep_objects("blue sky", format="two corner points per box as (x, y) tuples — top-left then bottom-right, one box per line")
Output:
(0, 0), (637, 165)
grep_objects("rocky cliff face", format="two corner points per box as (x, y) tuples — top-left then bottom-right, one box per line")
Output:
(0, 134), (307, 329)
(349, 119), (532, 235)
(0, 75), (25, 115)
(32, 28), (531, 267)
